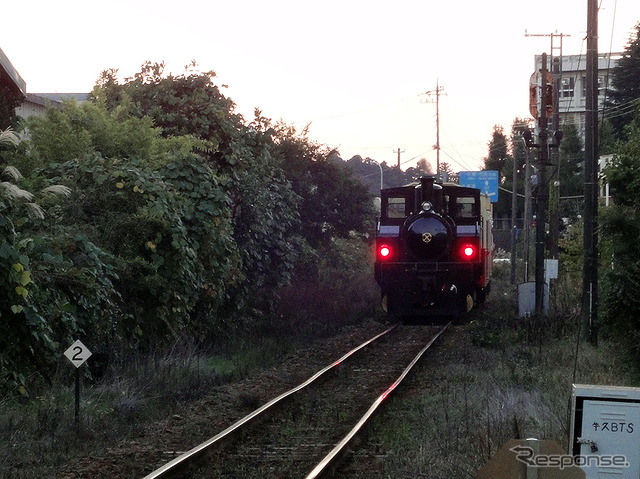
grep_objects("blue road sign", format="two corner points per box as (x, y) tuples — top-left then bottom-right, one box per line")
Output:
(458, 171), (499, 202)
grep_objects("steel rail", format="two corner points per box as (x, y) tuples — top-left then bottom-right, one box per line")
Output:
(305, 322), (450, 479)
(141, 323), (398, 479)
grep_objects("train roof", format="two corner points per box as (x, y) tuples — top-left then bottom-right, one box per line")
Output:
(381, 177), (485, 197)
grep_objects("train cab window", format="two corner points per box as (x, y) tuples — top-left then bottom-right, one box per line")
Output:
(455, 197), (477, 218)
(386, 197), (406, 219)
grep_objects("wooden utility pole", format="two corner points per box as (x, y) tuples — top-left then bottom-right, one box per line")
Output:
(525, 31), (569, 259)
(583, 0), (599, 343)
(510, 142), (518, 285)
(393, 148), (405, 168)
(422, 81), (445, 178)
(535, 53), (550, 316)
(523, 142), (532, 282)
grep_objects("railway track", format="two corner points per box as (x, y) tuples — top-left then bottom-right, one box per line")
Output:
(142, 322), (450, 479)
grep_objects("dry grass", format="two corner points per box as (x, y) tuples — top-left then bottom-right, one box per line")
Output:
(353, 262), (638, 479)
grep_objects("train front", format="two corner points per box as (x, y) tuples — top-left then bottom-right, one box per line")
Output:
(374, 177), (489, 317)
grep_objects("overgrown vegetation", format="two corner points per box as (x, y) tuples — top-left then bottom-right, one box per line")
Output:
(0, 62), (376, 398)
(360, 261), (638, 479)
(600, 108), (640, 360)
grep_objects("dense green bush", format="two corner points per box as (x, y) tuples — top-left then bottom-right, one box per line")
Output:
(41, 153), (241, 345)
(0, 129), (73, 394)
(601, 109), (640, 359)
(1, 64), (376, 396)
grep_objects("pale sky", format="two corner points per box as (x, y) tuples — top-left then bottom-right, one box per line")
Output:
(2, 0), (638, 172)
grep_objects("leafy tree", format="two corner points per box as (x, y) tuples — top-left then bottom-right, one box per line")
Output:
(41, 152), (241, 346)
(24, 96), (244, 346)
(0, 129), (77, 395)
(484, 125), (509, 176)
(345, 155), (383, 196)
(606, 22), (640, 139)
(482, 124), (516, 220)
(557, 122), (584, 217)
(93, 62), (240, 168)
(270, 123), (374, 248)
(600, 108), (640, 361)
(382, 164), (410, 188)
(26, 99), (199, 172)
(93, 66), (304, 316)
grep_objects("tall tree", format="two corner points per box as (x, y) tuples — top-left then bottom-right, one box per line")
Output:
(484, 125), (509, 177)
(601, 108), (640, 362)
(93, 64), (305, 314)
(558, 122), (584, 216)
(271, 123), (374, 247)
(607, 22), (640, 139)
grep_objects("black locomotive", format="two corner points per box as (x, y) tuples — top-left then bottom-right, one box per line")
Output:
(374, 176), (493, 316)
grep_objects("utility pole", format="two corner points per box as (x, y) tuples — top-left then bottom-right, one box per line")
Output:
(523, 140), (532, 282)
(525, 31), (569, 259)
(511, 139), (518, 285)
(393, 148), (405, 169)
(583, 0), (599, 343)
(535, 53), (550, 316)
(526, 53), (555, 315)
(422, 81), (445, 178)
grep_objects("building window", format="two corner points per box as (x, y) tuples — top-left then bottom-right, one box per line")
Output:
(561, 77), (575, 98)
(581, 76), (606, 97)
(598, 76), (605, 96)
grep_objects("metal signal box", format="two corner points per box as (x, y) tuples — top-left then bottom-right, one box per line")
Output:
(570, 384), (640, 478)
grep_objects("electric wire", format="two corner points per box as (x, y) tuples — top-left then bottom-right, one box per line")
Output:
(598, 0), (618, 137)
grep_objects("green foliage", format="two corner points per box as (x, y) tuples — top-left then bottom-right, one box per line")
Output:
(484, 125), (509, 175)
(1, 63), (380, 396)
(92, 66), (307, 313)
(93, 62), (239, 167)
(277, 235), (378, 336)
(27, 100), (165, 167)
(27, 231), (121, 352)
(0, 134), (58, 395)
(345, 155), (434, 195)
(557, 122), (585, 218)
(607, 23), (640, 139)
(601, 109), (640, 360)
(27, 106), (92, 163)
(43, 152), (241, 345)
(271, 123), (375, 247)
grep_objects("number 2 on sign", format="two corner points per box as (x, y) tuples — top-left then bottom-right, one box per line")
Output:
(64, 340), (91, 368)
(72, 346), (83, 361)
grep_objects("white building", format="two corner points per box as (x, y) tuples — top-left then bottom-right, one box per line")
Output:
(15, 93), (89, 119)
(534, 52), (621, 138)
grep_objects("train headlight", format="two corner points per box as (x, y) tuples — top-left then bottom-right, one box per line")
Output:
(461, 244), (477, 259)
(421, 201), (433, 212)
(378, 244), (392, 259)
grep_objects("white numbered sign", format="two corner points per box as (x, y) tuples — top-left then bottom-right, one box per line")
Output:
(64, 340), (92, 368)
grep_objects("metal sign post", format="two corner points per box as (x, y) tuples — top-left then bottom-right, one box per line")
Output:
(64, 340), (92, 426)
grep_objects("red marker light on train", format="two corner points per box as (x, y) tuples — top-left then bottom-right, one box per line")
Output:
(461, 244), (476, 259)
(379, 245), (392, 259)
